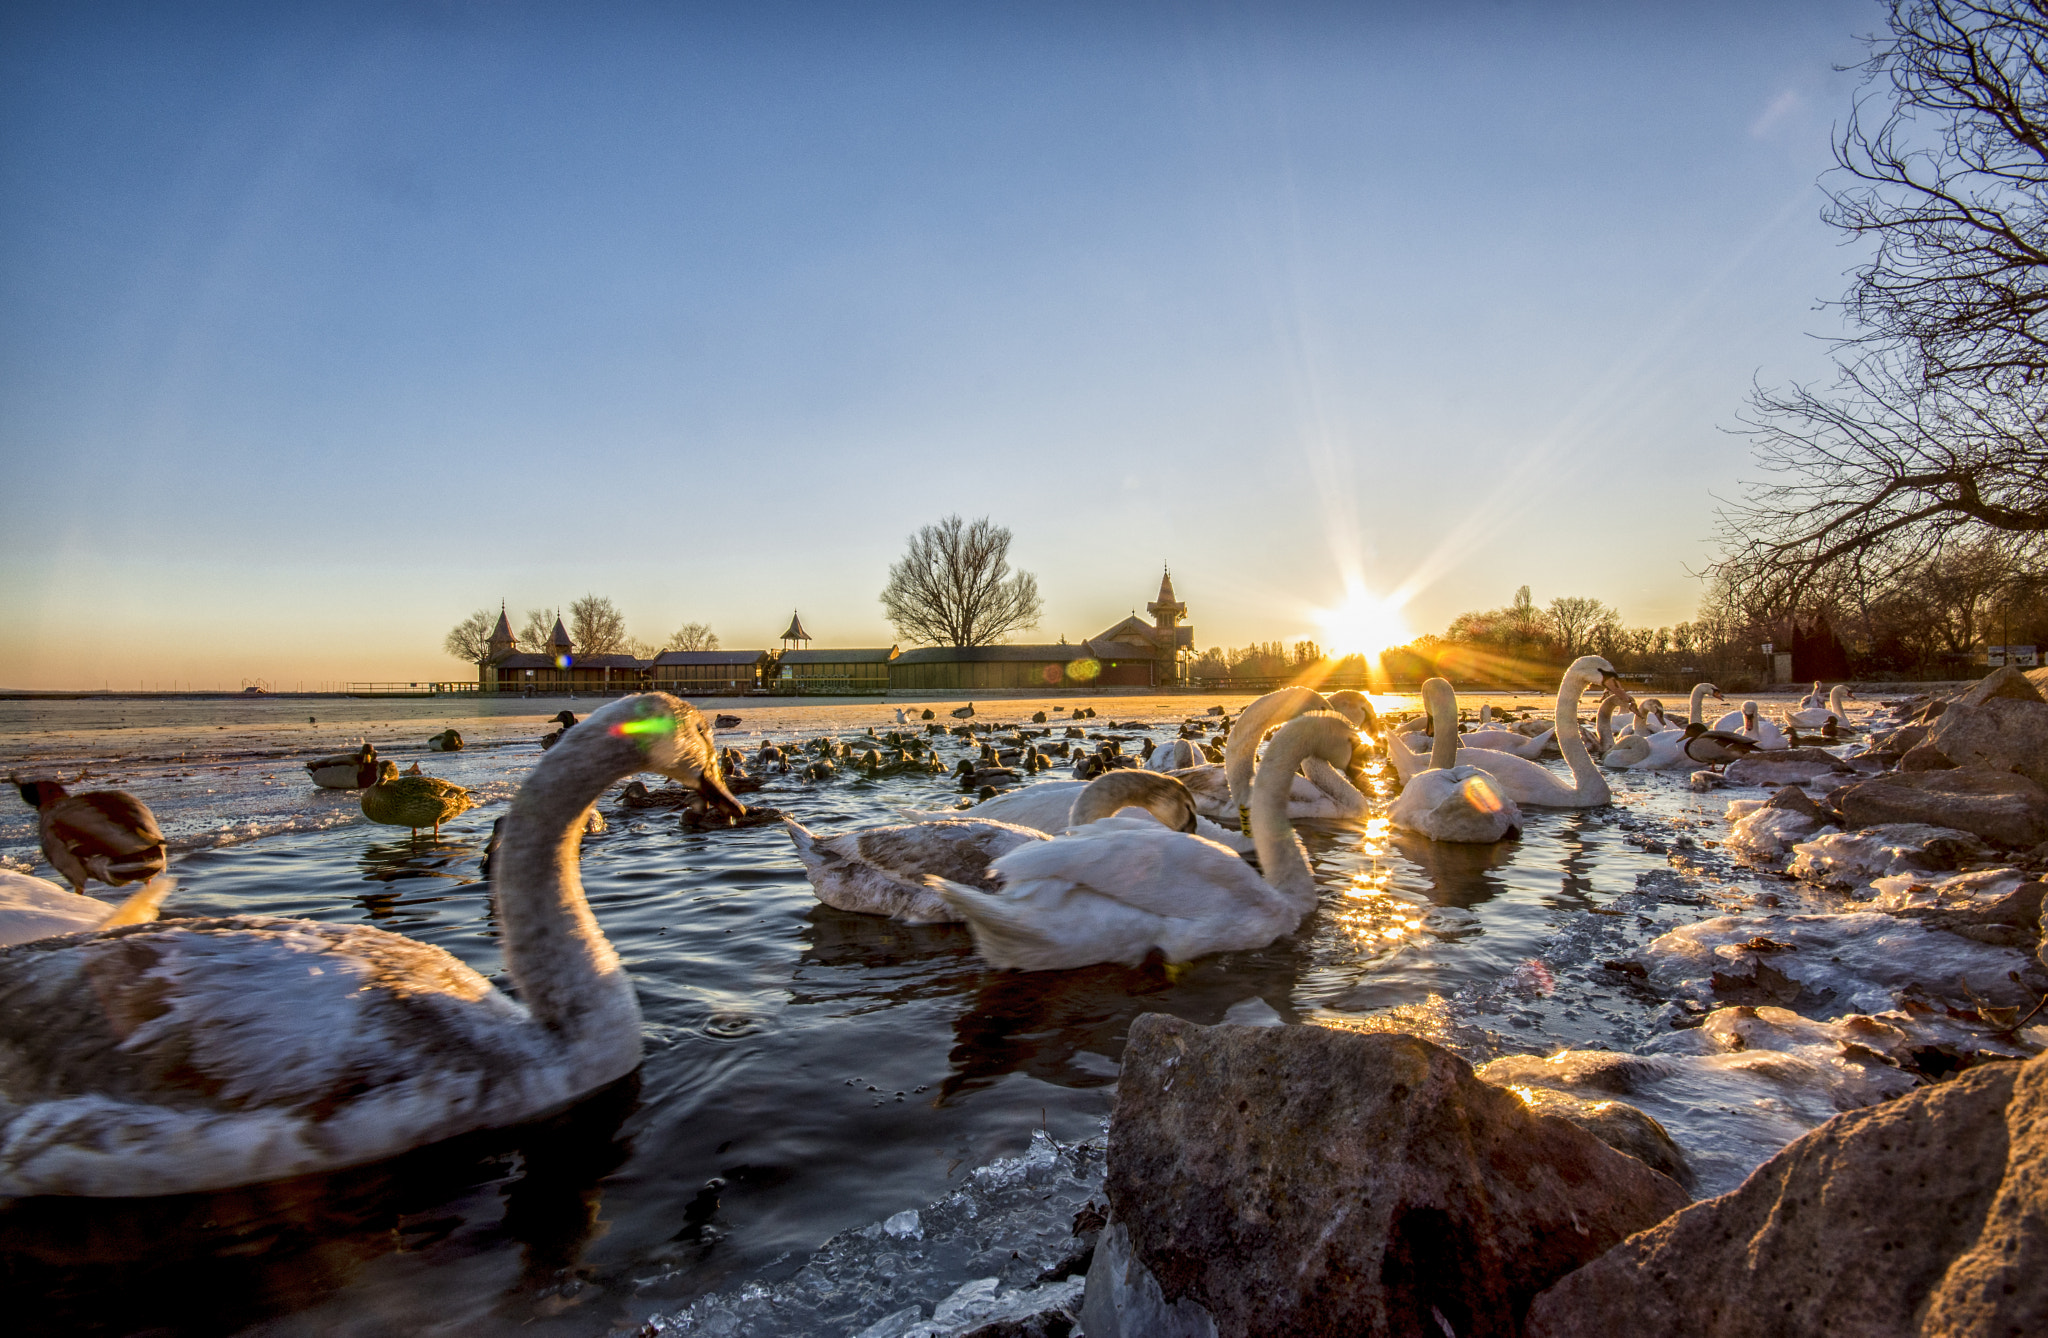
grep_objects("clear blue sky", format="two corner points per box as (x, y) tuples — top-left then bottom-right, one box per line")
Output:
(0, 0), (1877, 688)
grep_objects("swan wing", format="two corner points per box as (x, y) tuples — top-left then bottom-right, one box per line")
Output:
(986, 822), (1276, 919)
(958, 782), (1085, 834)
(1167, 764), (1231, 817)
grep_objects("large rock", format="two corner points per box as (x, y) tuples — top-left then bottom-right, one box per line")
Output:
(1898, 738), (1958, 771)
(1526, 1052), (2048, 1338)
(1882, 879), (2047, 950)
(1930, 696), (2048, 788)
(1831, 769), (2048, 849)
(1097, 1017), (1688, 1338)
(1959, 665), (2046, 707)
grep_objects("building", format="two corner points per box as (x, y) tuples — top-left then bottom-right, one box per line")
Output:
(884, 568), (1194, 691)
(775, 646), (898, 693)
(648, 650), (773, 694)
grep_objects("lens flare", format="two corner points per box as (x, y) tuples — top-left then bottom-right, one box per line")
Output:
(609, 717), (676, 738)
(1314, 588), (1411, 659)
(1463, 776), (1504, 814)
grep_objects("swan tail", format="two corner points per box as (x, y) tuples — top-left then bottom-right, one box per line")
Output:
(784, 819), (827, 873)
(100, 876), (175, 929)
(929, 876), (1072, 970)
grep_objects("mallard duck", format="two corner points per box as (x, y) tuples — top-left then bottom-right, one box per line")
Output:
(0, 693), (740, 1199)
(540, 710), (578, 750)
(715, 714), (742, 729)
(12, 778), (167, 894)
(0, 868), (171, 948)
(428, 730), (464, 752)
(306, 742), (377, 789)
(617, 779), (694, 808)
(951, 702), (977, 719)
(360, 761), (477, 836)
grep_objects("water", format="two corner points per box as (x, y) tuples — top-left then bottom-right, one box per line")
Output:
(0, 691), (1884, 1336)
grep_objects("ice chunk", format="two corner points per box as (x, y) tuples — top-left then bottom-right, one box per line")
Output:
(1786, 823), (1985, 888)
(1725, 808), (1830, 864)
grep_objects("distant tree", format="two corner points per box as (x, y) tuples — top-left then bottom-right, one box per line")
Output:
(880, 515), (1043, 647)
(665, 622), (721, 652)
(1290, 640), (1323, 665)
(570, 595), (630, 656)
(444, 608), (494, 665)
(1548, 596), (1619, 658)
(518, 607), (564, 655)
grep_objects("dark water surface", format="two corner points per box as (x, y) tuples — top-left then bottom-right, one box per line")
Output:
(0, 694), (1733, 1337)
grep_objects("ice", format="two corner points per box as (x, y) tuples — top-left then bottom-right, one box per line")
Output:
(643, 1129), (1102, 1337)
(1637, 910), (2038, 1013)
(1724, 807), (1830, 864)
(1860, 866), (2032, 910)
(1786, 824), (1986, 889)
(1221, 996), (1284, 1026)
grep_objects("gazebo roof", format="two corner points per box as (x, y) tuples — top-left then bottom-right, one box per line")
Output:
(780, 611), (811, 642)
(549, 617), (572, 649)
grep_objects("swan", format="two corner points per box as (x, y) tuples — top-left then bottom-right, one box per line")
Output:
(0, 869), (171, 948)
(1388, 681), (1522, 844)
(939, 775), (1255, 852)
(1459, 712), (1556, 760)
(1391, 658), (1623, 805)
(1786, 685), (1853, 729)
(1674, 682), (1725, 727)
(12, 779), (168, 894)
(1796, 680), (1826, 711)
(1170, 686), (1371, 829)
(788, 770), (1220, 921)
(1712, 701), (1789, 750)
(0, 693), (742, 1198)
(1146, 737), (1205, 771)
(934, 713), (1353, 970)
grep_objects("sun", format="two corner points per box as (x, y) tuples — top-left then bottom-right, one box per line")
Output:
(1314, 589), (1412, 659)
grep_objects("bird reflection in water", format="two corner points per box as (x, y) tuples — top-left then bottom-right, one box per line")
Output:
(0, 1075), (640, 1338)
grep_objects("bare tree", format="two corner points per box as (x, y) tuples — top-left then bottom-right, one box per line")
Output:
(444, 608), (494, 665)
(1548, 596), (1619, 658)
(570, 595), (630, 656)
(518, 607), (564, 654)
(879, 515), (1043, 647)
(665, 622), (721, 651)
(1714, 0), (2048, 599)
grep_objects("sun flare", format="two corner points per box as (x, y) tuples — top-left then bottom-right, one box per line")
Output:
(1314, 589), (1411, 659)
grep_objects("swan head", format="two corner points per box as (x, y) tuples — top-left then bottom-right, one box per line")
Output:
(1070, 770), (1199, 831)
(1325, 690), (1379, 736)
(577, 694), (741, 815)
(1742, 701), (1759, 723)
(1565, 656), (1623, 695)
(1702, 683), (1725, 701)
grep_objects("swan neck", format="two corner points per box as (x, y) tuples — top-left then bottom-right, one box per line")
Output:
(493, 728), (641, 1038)
(1553, 673), (1609, 801)
(1687, 683), (1708, 726)
(1425, 684), (1458, 771)
(1249, 731), (1323, 903)
(1225, 687), (1317, 807)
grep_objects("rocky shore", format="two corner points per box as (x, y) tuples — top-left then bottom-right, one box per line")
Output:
(651, 668), (2048, 1336)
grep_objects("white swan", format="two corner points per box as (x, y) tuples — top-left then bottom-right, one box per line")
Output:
(1145, 738), (1206, 771)
(0, 693), (740, 1199)
(1713, 701), (1789, 750)
(1674, 682), (1725, 727)
(1786, 685), (1853, 728)
(1391, 658), (1623, 806)
(1795, 680), (1826, 711)
(945, 776), (1254, 852)
(935, 713), (1352, 970)
(1388, 681), (1522, 844)
(1459, 714), (1556, 760)
(1602, 704), (1692, 769)
(1170, 687), (1371, 829)
(0, 869), (172, 948)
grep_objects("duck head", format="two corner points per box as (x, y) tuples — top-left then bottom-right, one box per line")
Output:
(552, 710), (579, 727)
(12, 777), (67, 809)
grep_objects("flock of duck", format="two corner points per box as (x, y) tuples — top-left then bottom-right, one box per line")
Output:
(0, 664), (1862, 1201)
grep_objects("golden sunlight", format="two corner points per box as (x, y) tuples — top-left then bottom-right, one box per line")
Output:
(1314, 588), (1412, 659)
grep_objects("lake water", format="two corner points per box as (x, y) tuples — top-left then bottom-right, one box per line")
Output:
(1, 691), (1810, 1337)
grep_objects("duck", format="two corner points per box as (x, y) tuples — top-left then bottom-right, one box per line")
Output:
(714, 714), (742, 729)
(616, 779), (694, 808)
(1786, 685), (1854, 729)
(0, 868), (172, 948)
(540, 710), (578, 750)
(0, 693), (741, 1198)
(1712, 701), (1790, 750)
(951, 703), (977, 719)
(933, 713), (1355, 971)
(1388, 657), (1624, 805)
(427, 730), (464, 752)
(1388, 680), (1523, 844)
(360, 761), (477, 837)
(12, 778), (169, 894)
(306, 742), (377, 790)
(1679, 723), (1761, 766)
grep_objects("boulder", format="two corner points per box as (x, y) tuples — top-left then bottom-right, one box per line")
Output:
(1473, 1059), (1693, 1188)
(1882, 879), (2047, 950)
(1958, 664), (2046, 707)
(1097, 1017), (1688, 1338)
(1722, 753), (1853, 788)
(1898, 738), (1958, 771)
(1871, 721), (1930, 756)
(1929, 696), (2048, 788)
(1526, 1052), (2048, 1338)
(1831, 769), (2048, 849)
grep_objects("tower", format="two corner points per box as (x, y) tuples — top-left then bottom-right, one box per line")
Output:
(486, 604), (517, 660)
(549, 616), (573, 664)
(780, 611), (812, 654)
(1147, 567), (1186, 638)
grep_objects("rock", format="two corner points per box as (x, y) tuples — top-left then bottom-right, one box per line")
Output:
(1929, 696), (2048, 788)
(1473, 1059), (1694, 1187)
(1882, 879), (2047, 950)
(1722, 752), (1853, 787)
(1871, 721), (1930, 756)
(1831, 768), (2048, 849)
(1898, 738), (1958, 770)
(1958, 664), (2046, 707)
(1098, 1016), (1688, 1338)
(1525, 1052), (2048, 1338)
(1766, 784), (1824, 820)
(1786, 822), (1986, 886)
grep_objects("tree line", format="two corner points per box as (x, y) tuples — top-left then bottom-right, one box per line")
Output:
(445, 596), (719, 665)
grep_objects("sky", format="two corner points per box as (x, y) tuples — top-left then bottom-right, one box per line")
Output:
(0, 0), (1882, 690)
